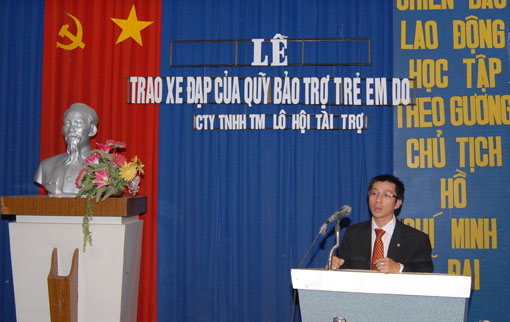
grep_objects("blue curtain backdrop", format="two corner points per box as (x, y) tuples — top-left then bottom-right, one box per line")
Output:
(3, 1), (510, 321)
(157, 0), (393, 321)
(0, 1), (395, 321)
(0, 0), (44, 320)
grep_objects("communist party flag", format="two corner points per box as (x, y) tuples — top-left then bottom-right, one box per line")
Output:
(40, 1), (160, 321)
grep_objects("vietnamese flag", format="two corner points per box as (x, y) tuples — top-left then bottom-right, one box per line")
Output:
(41, 1), (160, 321)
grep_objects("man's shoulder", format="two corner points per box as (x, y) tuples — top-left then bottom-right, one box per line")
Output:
(396, 219), (429, 238)
(36, 153), (68, 177)
(34, 153), (68, 184)
(39, 153), (68, 168)
(346, 219), (371, 232)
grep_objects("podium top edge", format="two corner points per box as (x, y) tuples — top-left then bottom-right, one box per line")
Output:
(1, 195), (147, 217)
(290, 268), (472, 298)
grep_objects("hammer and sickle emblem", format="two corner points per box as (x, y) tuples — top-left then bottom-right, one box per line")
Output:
(56, 13), (85, 50)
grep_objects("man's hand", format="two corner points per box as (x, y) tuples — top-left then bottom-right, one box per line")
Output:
(331, 256), (344, 270)
(373, 257), (401, 273)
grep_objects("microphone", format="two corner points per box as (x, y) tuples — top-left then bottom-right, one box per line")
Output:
(320, 205), (352, 235)
(292, 204), (351, 321)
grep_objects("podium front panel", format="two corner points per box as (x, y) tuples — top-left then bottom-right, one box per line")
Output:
(291, 269), (471, 322)
(298, 289), (468, 322)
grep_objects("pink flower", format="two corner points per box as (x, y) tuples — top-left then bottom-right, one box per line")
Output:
(106, 139), (126, 149)
(96, 142), (113, 153)
(92, 169), (110, 188)
(113, 153), (127, 168)
(86, 153), (99, 164)
(75, 168), (88, 188)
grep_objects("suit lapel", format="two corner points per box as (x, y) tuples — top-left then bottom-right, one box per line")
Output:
(361, 221), (373, 268)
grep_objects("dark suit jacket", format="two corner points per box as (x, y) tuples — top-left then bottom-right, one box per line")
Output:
(338, 219), (434, 273)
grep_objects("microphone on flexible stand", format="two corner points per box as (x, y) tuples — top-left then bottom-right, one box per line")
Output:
(319, 205), (352, 236)
(296, 205), (352, 269)
(291, 205), (352, 322)
(325, 205), (351, 270)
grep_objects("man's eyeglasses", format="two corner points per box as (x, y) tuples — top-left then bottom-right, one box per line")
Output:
(368, 191), (397, 199)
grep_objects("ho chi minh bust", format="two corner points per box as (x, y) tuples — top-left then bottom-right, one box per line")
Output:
(34, 103), (98, 197)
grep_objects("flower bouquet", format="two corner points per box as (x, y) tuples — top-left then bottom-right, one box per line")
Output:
(75, 140), (144, 250)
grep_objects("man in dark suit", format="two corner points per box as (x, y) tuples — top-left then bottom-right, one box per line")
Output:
(332, 174), (433, 273)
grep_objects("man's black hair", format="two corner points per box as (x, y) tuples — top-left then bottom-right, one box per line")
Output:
(367, 174), (405, 202)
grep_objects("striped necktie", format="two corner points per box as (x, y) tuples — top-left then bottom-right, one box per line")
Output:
(371, 228), (385, 270)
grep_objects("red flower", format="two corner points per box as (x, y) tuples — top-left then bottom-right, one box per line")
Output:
(106, 139), (126, 149)
(113, 153), (127, 168)
(92, 169), (110, 188)
(86, 153), (99, 164)
(75, 168), (88, 188)
(96, 142), (113, 153)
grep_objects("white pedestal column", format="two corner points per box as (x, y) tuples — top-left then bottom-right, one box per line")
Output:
(9, 215), (143, 322)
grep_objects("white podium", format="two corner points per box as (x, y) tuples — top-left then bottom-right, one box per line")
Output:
(291, 269), (472, 322)
(1, 195), (146, 322)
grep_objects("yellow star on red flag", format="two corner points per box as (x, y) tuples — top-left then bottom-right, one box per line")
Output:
(111, 5), (153, 46)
